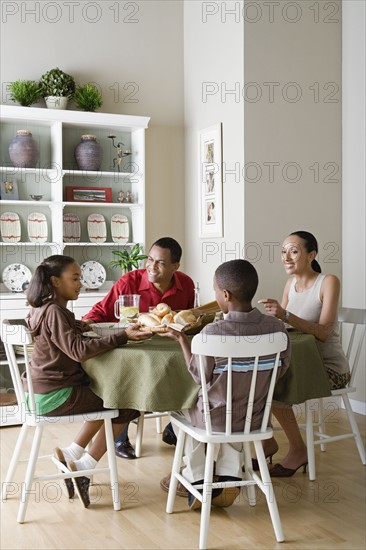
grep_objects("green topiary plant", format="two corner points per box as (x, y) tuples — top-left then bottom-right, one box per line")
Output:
(109, 243), (148, 274)
(9, 80), (42, 107)
(40, 67), (76, 98)
(74, 84), (103, 112)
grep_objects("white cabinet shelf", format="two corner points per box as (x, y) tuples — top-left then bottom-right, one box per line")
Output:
(0, 104), (150, 280)
(0, 105), (150, 425)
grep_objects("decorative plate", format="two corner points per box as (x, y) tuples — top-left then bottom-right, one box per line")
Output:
(63, 213), (81, 243)
(2, 263), (32, 293)
(0, 212), (21, 243)
(28, 212), (48, 243)
(80, 261), (106, 289)
(111, 214), (129, 244)
(87, 213), (107, 243)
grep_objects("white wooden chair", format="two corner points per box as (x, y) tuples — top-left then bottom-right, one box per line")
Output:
(1, 320), (121, 523)
(134, 411), (168, 457)
(166, 332), (288, 550)
(302, 307), (366, 481)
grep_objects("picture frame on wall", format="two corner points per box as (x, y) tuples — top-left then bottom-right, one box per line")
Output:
(65, 186), (112, 203)
(198, 124), (223, 238)
(1, 179), (19, 200)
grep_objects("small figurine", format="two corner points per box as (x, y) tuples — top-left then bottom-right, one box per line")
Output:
(108, 134), (132, 172)
(126, 190), (133, 203)
(117, 191), (125, 203)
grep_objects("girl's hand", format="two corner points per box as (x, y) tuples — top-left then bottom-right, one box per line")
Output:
(258, 299), (286, 320)
(125, 323), (152, 340)
(78, 320), (93, 332)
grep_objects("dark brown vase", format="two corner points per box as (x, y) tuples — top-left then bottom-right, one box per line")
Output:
(75, 134), (103, 171)
(8, 130), (40, 168)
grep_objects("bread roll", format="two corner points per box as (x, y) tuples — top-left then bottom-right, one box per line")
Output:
(161, 312), (174, 325)
(173, 310), (197, 326)
(152, 303), (171, 318)
(138, 313), (161, 328)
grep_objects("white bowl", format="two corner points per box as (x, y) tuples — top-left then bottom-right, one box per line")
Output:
(89, 322), (126, 336)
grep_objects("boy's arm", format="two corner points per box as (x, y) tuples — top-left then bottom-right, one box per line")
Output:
(175, 332), (192, 366)
(159, 328), (192, 366)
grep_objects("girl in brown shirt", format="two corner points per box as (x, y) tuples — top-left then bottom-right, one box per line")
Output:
(25, 255), (151, 506)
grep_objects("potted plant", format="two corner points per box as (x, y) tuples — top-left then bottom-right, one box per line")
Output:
(40, 67), (75, 109)
(109, 243), (148, 275)
(74, 84), (103, 112)
(9, 80), (42, 107)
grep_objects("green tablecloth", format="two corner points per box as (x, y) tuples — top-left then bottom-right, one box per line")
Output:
(82, 331), (332, 411)
(274, 331), (331, 404)
(82, 337), (200, 411)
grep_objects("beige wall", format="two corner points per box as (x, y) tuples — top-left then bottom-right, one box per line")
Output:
(342, 0), (365, 408)
(0, 0), (185, 259)
(184, 0), (245, 301)
(244, 0), (342, 298)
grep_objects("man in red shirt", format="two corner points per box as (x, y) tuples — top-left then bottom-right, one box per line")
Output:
(83, 237), (194, 458)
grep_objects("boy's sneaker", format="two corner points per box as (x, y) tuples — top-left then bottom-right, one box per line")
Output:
(211, 476), (241, 508)
(160, 471), (188, 497)
(188, 477), (226, 511)
(188, 480), (204, 510)
(162, 423), (177, 446)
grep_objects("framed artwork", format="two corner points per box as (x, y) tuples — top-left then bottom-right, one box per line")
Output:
(198, 124), (223, 238)
(66, 186), (112, 203)
(1, 179), (19, 200)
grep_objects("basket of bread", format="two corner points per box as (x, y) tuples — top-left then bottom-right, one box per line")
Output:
(137, 301), (221, 336)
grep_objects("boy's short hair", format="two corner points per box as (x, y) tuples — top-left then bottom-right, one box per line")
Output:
(215, 259), (258, 302)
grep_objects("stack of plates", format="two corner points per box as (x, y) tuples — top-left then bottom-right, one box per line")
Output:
(87, 213), (106, 243)
(0, 212), (21, 243)
(63, 213), (81, 243)
(111, 214), (129, 243)
(28, 212), (48, 243)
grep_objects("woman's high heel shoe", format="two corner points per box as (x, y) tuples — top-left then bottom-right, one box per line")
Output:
(242, 453), (276, 472)
(251, 454), (275, 472)
(269, 461), (308, 478)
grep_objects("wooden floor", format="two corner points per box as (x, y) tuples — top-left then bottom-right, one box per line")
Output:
(1, 411), (365, 550)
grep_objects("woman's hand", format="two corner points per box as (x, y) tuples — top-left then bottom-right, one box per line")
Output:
(258, 299), (286, 320)
(124, 323), (152, 340)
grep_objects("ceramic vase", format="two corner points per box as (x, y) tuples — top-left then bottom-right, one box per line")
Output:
(8, 130), (40, 168)
(75, 134), (103, 171)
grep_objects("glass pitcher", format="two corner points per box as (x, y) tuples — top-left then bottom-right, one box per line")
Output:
(114, 294), (140, 324)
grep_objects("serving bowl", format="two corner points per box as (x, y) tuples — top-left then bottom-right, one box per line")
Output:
(89, 322), (126, 336)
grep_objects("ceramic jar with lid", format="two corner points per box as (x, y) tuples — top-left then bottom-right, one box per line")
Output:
(74, 134), (103, 171)
(8, 130), (40, 168)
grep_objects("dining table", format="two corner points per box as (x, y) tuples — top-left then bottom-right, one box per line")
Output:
(81, 330), (331, 411)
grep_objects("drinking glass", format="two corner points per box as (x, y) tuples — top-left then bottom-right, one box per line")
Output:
(114, 294), (140, 324)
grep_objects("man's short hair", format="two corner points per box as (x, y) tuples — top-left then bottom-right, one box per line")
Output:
(215, 259), (258, 302)
(151, 237), (182, 263)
